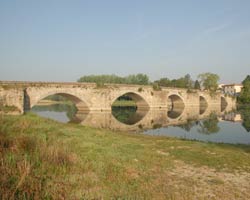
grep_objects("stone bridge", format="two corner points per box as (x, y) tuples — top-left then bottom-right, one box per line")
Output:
(0, 81), (236, 115)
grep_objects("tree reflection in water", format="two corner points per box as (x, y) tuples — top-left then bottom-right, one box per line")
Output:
(238, 106), (250, 132)
(112, 106), (146, 125)
(31, 103), (77, 121)
(178, 119), (198, 132)
(197, 113), (220, 134)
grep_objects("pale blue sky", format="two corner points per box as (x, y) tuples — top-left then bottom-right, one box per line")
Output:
(0, 0), (250, 83)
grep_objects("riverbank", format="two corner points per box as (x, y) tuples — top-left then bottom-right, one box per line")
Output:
(36, 99), (73, 106)
(112, 100), (136, 107)
(0, 113), (250, 199)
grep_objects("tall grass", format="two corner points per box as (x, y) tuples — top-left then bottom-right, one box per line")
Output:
(0, 113), (250, 199)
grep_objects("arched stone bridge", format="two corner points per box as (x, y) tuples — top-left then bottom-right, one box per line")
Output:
(0, 81), (236, 114)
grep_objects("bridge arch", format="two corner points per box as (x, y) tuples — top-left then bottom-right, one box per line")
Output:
(167, 94), (185, 119)
(221, 96), (228, 112)
(111, 92), (150, 111)
(167, 94), (185, 110)
(28, 90), (90, 112)
(199, 96), (208, 115)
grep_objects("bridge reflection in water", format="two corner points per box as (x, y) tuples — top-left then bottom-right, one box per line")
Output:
(32, 101), (250, 144)
(72, 103), (234, 132)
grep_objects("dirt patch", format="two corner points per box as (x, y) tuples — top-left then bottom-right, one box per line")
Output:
(166, 160), (250, 199)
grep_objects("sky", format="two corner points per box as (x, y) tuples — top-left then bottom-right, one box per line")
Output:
(0, 0), (250, 83)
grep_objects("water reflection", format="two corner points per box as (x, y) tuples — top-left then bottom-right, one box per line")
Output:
(31, 103), (78, 123)
(112, 107), (147, 125)
(167, 108), (183, 119)
(236, 106), (250, 132)
(31, 103), (250, 144)
(221, 96), (228, 112)
(197, 113), (220, 135)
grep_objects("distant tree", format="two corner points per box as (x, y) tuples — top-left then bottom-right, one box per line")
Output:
(155, 74), (194, 89)
(184, 74), (193, 89)
(155, 77), (171, 87)
(133, 74), (149, 85)
(198, 73), (220, 92)
(194, 80), (201, 90)
(77, 74), (149, 85)
(239, 75), (250, 104)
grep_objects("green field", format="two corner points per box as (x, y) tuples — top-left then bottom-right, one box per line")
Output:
(1, 113), (250, 199)
(112, 100), (137, 107)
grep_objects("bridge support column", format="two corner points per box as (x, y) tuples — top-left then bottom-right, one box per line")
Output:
(0, 87), (24, 114)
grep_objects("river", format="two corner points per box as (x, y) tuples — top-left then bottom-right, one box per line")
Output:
(31, 103), (250, 145)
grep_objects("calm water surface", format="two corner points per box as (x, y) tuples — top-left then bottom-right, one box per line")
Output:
(31, 104), (250, 145)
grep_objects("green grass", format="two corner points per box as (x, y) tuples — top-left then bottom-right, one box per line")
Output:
(112, 100), (136, 107)
(0, 105), (20, 113)
(0, 113), (250, 199)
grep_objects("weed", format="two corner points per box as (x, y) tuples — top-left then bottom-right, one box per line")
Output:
(138, 87), (143, 92)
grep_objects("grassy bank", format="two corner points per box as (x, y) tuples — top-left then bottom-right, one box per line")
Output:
(112, 100), (136, 107)
(0, 114), (250, 199)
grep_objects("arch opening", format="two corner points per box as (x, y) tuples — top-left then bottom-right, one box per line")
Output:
(111, 92), (149, 125)
(221, 96), (228, 112)
(199, 96), (208, 115)
(31, 93), (89, 123)
(167, 94), (185, 119)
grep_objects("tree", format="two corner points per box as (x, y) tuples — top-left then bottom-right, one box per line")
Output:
(239, 75), (250, 104)
(154, 74), (194, 89)
(184, 74), (193, 89)
(194, 80), (201, 90)
(133, 74), (149, 85)
(77, 74), (149, 85)
(154, 78), (171, 87)
(198, 73), (220, 92)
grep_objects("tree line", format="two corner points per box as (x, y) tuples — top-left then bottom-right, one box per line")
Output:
(77, 74), (149, 85)
(78, 72), (220, 91)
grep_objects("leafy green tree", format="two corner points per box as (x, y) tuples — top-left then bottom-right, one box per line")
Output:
(184, 74), (193, 89)
(239, 75), (250, 104)
(198, 73), (220, 92)
(77, 74), (149, 85)
(154, 74), (194, 89)
(194, 80), (201, 90)
(155, 78), (171, 87)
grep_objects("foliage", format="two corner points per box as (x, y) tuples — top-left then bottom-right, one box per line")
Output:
(154, 74), (194, 89)
(0, 105), (20, 113)
(194, 80), (201, 90)
(112, 100), (136, 107)
(78, 74), (149, 85)
(198, 73), (220, 92)
(138, 87), (143, 92)
(152, 83), (161, 91)
(44, 94), (68, 101)
(238, 75), (250, 104)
